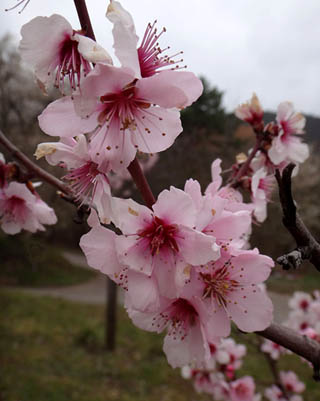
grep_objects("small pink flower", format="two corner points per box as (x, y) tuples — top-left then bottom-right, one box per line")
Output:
(261, 339), (285, 360)
(36, 135), (112, 223)
(39, 63), (202, 170)
(229, 376), (260, 401)
(251, 167), (275, 223)
(235, 93), (264, 130)
(127, 295), (217, 368)
(193, 249), (274, 337)
(288, 292), (312, 312)
(106, 1), (185, 78)
(280, 371), (305, 394)
(19, 14), (112, 92)
(0, 181), (57, 234)
(268, 102), (309, 166)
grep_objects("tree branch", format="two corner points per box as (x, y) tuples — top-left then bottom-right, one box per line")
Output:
(257, 322), (320, 381)
(0, 129), (71, 195)
(275, 164), (320, 272)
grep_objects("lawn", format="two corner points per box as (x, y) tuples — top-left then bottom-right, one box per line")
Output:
(1, 291), (319, 401)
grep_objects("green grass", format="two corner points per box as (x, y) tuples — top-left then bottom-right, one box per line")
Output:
(1, 291), (319, 401)
(0, 235), (95, 287)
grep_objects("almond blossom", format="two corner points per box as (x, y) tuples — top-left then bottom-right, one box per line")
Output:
(0, 181), (57, 234)
(110, 186), (220, 298)
(191, 249), (274, 337)
(229, 376), (261, 401)
(106, 0), (184, 78)
(35, 135), (112, 223)
(235, 93), (264, 131)
(268, 102), (309, 166)
(38, 63), (202, 171)
(19, 14), (112, 93)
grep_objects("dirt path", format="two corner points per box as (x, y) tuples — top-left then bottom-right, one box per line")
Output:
(13, 250), (290, 323)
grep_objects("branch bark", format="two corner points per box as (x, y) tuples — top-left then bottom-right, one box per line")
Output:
(276, 164), (320, 272)
(0, 129), (71, 195)
(257, 322), (320, 381)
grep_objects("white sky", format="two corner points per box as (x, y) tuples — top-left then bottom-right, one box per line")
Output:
(1, 0), (320, 117)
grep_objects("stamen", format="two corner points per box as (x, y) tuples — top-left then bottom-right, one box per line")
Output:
(5, 0), (30, 13)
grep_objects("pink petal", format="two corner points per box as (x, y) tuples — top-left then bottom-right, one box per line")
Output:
(136, 70), (203, 109)
(227, 287), (273, 332)
(38, 96), (97, 138)
(152, 186), (196, 227)
(130, 107), (182, 153)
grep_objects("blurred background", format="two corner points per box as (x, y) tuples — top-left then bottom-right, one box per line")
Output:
(1, 1), (320, 400)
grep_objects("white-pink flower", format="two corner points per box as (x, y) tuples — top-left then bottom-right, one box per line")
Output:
(191, 249), (274, 337)
(261, 339), (285, 360)
(19, 14), (112, 92)
(0, 181), (57, 234)
(111, 186), (220, 298)
(39, 63), (202, 171)
(251, 167), (275, 223)
(35, 135), (112, 223)
(229, 376), (261, 401)
(268, 102), (309, 166)
(106, 1), (185, 78)
(235, 93), (264, 129)
(280, 371), (305, 394)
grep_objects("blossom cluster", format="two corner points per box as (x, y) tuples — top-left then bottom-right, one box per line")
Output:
(1, 0), (315, 398)
(14, 0), (277, 368)
(80, 160), (274, 367)
(181, 337), (262, 401)
(18, 1), (202, 225)
(0, 153), (56, 234)
(234, 94), (309, 223)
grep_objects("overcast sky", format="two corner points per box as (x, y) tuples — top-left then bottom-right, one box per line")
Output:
(1, 0), (320, 117)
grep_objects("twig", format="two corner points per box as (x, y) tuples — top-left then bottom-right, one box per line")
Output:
(275, 164), (320, 272)
(229, 135), (262, 187)
(0, 129), (71, 195)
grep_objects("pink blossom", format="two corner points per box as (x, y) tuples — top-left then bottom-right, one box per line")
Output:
(235, 93), (264, 130)
(229, 376), (261, 401)
(268, 102), (309, 166)
(218, 338), (246, 370)
(19, 14), (112, 92)
(111, 187), (220, 300)
(261, 339), (285, 360)
(288, 292), (312, 312)
(251, 167), (275, 222)
(106, 1), (185, 78)
(0, 181), (57, 234)
(127, 295), (217, 367)
(280, 371), (305, 394)
(39, 63), (202, 170)
(191, 249), (274, 337)
(35, 135), (112, 223)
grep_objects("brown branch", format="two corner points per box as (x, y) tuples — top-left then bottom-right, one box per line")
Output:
(257, 322), (320, 381)
(275, 164), (320, 272)
(0, 129), (71, 195)
(73, 0), (96, 41)
(229, 134), (262, 187)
